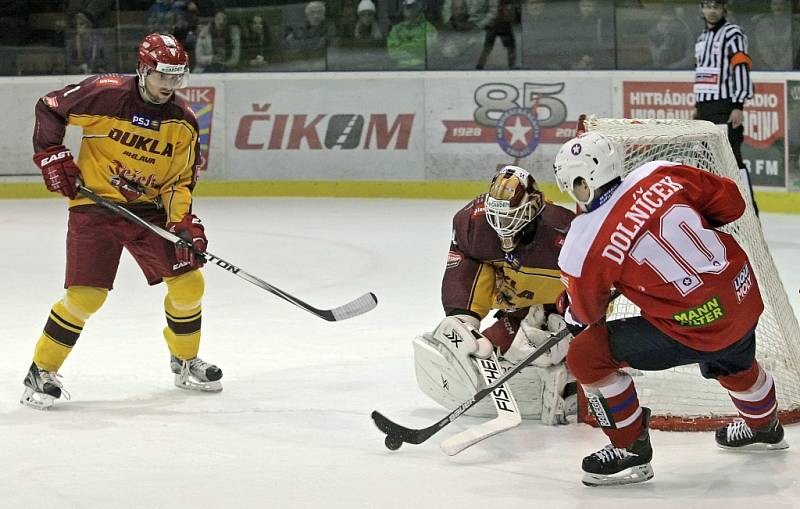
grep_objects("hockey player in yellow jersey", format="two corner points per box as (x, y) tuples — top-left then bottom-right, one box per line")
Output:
(22, 33), (222, 409)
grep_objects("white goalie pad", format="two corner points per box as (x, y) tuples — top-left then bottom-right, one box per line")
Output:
(413, 331), (575, 422)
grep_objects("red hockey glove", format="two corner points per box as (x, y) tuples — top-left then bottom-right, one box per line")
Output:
(33, 146), (80, 199)
(555, 290), (570, 317)
(167, 214), (207, 269)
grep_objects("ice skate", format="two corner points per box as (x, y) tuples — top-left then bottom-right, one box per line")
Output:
(581, 407), (654, 487)
(20, 362), (69, 410)
(170, 355), (223, 392)
(716, 417), (789, 451)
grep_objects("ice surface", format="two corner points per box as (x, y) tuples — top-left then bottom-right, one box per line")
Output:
(1, 198), (798, 508)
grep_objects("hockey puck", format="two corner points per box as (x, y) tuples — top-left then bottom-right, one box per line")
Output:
(384, 436), (403, 451)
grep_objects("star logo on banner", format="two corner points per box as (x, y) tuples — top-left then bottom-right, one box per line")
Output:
(505, 117), (532, 147)
(495, 107), (541, 159)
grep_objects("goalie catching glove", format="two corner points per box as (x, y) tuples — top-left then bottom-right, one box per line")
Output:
(33, 145), (80, 199)
(167, 214), (207, 269)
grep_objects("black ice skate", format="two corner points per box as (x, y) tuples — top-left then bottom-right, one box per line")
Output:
(582, 407), (654, 487)
(716, 417), (789, 451)
(170, 355), (223, 392)
(20, 362), (69, 410)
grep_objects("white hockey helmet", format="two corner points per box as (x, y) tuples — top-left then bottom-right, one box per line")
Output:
(485, 165), (545, 252)
(553, 132), (624, 212)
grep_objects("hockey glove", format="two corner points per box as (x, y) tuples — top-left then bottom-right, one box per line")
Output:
(33, 145), (80, 199)
(167, 214), (207, 269)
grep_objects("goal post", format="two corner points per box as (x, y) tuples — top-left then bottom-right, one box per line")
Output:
(577, 117), (800, 431)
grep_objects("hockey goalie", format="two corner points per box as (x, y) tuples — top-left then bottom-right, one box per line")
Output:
(413, 165), (578, 425)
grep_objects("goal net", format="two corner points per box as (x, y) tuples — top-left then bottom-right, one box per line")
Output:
(578, 117), (800, 431)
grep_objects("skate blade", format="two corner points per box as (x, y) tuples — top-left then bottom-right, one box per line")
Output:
(20, 387), (56, 410)
(174, 375), (223, 393)
(582, 463), (654, 487)
(717, 439), (789, 451)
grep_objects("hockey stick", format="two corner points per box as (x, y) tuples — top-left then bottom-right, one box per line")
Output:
(373, 325), (575, 450)
(77, 185), (378, 322)
(439, 353), (522, 456)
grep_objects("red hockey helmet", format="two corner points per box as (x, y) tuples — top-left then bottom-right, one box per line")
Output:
(136, 33), (189, 103)
(138, 33), (189, 75)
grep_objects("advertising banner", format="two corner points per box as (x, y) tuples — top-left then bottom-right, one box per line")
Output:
(225, 76), (425, 180)
(623, 81), (787, 189)
(426, 76), (613, 183)
(175, 87), (216, 172)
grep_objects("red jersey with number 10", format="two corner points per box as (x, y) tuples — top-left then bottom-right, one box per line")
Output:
(558, 161), (763, 352)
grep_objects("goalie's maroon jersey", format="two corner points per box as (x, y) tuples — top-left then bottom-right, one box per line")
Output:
(442, 196), (575, 318)
(558, 161), (763, 352)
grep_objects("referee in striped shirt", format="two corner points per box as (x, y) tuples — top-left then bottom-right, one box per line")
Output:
(693, 0), (758, 214)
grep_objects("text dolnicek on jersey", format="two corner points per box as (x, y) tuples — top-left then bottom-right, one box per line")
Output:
(602, 175), (684, 265)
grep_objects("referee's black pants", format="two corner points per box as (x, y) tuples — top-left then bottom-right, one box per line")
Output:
(695, 99), (759, 216)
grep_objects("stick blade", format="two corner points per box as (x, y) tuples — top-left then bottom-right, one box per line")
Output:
(329, 292), (378, 321)
(439, 414), (521, 456)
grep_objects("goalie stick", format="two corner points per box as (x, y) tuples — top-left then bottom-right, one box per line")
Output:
(77, 185), (378, 322)
(373, 325), (575, 450)
(439, 352), (522, 456)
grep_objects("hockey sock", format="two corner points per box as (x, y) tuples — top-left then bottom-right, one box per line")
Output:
(163, 271), (204, 359)
(33, 286), (108, 372)
(719, 362), (777, 429)
(583, 371), (644, 448)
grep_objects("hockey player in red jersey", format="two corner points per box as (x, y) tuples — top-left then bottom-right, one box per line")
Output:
(413, 165), (577, 425)
(552, 132), (788, 486)
(22, 33), (222, 410)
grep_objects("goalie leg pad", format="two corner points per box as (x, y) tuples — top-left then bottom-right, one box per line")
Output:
(413, 334), (496, 418)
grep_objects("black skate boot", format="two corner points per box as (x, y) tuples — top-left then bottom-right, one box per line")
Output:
(20, 362), (69, 410)
(716, 416), (789, 450)
(170, 355), (223, 392)
(582, 407), (654, 487)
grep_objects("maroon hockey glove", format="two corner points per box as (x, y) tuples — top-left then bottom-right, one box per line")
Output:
(33, 146), (80, 199)
(167, 214), (207, 269)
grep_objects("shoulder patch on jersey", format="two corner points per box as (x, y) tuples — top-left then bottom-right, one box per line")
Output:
(446, 250), (463, 269)
(132, 113), (161, 131)
(95, 75), (125, 87)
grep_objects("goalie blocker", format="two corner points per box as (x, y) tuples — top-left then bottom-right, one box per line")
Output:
(413, 308), (577, 425)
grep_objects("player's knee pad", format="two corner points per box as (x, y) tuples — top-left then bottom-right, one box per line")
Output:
(62, 286), (108, 321)
(164, 270), (204, 311)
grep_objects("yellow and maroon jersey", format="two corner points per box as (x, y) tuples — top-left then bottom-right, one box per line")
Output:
(442, 196), (575, 319)
(33, 74), (200, 223)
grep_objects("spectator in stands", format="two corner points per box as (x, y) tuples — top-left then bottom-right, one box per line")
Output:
(171, 1), (200, 56)
(194, 8), (241, 72)
(387, 0), (437, 69)
(240, 14), (271, 70)
(520, 0), (562, 69)
(66, 10), (107, 74)
(284, 1), (328, 52)
(751, 0), (792, 70)
(354, 0), (383, 40)
(147, 0), (179, 34)
(563, 0), (614, 70)
(429, 0), (483, 69)
(647, 7), (693, 69)
(475, 0), (518, 69)
(334, 0), (359, 41)
(66, 0), (113, 28)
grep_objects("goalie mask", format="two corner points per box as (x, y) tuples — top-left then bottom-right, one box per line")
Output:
(553, 132), (624, 213)
(136, 33), (189, 105)
(485, 165), (545, 252)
